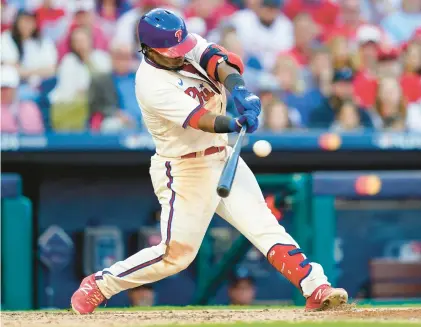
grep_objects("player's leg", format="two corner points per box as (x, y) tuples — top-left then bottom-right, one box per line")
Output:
(216, 155), (347, 310)
(71, 155), (222, 313)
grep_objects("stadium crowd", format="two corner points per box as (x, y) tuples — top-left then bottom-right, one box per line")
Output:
(1, 0), (421, 133)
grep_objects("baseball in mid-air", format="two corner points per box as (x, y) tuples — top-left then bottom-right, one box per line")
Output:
(253, 140), (272, 157)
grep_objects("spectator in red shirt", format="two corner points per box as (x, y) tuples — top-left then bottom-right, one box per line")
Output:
(286, 13), (318, 67)
(326, 0), (365, 42)
(57, 0), (109, 60)
(353, 25), (382, 108)
(34, 0), (65, 31)
(401, 42), (421, 103)
(282, 0), (339, 35)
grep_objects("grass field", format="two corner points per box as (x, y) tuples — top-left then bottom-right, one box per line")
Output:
(2, 305), (421, 327)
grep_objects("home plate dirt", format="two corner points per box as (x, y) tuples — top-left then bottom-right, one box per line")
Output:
(2, 307), (421, 327)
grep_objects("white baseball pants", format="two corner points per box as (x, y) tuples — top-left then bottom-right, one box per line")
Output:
(95, 148), (329, 299)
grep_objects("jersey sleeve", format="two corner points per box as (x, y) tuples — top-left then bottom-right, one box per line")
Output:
(140, 83), (208, 129)
(186, 33), (214, 64)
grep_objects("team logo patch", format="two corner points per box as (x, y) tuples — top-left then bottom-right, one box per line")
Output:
(175, 29), (183, 43)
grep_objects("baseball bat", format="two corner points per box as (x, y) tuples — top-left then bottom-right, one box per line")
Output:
(217, 126), (247, 198)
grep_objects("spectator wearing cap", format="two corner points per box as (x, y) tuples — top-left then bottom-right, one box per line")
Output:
(56, 0), (110, 60)
(284, 13), (319, 67)
(230, 0), (294, 71)
(89, 40), (141, 132)
(400, 42), (421, 103)
(308, 68), (374, 129)
(353, 25), (382, 108)
(282, 0), (339, 36)
(1, 65), (45, 134)
(49, 27), (112, 131)
(381, 0), (421, 45)
(228, 268), (256, 305)
(374, 76), (408, 130)
(1, 10), (58, 100)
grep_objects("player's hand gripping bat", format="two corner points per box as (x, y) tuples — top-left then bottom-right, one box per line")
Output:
(216, 126), (247, 198)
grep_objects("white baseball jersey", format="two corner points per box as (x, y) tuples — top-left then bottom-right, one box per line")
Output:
(135, 34), (228, 158)
(93, 32), (330, 304)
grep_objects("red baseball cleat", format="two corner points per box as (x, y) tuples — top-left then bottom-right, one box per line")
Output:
(305, 284), (348, 311)
(71, 274), (105, 314)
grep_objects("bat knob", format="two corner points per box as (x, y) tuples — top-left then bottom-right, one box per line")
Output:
(217, 186), (230, 198)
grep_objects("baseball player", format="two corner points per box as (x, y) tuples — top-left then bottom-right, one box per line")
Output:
(71, 8), (348, 313)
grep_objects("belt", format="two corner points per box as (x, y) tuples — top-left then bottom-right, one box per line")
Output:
(181, 146), (225, 159)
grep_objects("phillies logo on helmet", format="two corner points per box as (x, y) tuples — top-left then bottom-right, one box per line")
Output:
(175, 29), (183, 43)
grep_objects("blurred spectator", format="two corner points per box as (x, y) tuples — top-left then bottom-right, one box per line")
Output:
(97, 0), (132, 37)
(306, 45), (333, 95)
(1, 1), (19, 32)
(285, 13), (319, 67)
(327, 0), (365, 42)
(256, 73), (281, 110)
(128, 284), (155, 306)
(374, 77), (407, 130)
(282, 0), (339, 36)
(353, 25), (382, 108)
(56, 0), (109, 60)
(114, 0), (174, 52)
(330, 100), (364, 131)
(49, 27), (111, 131)
(327, 36), (354, 70)
(381, 0), (421, 45)
(308, 68), (374, 128)
(262, 99), (300, 131)
(1, 65), (45, 134)
(230, 0), (293, 71)
(218, 27), (263, 88)
(360, 0), (402, 25)
(34, 0), (65, 31)
(401, 42), (421, 102)
(377, 46), (402, 78)
(228, 268), (256, 305)
(299, 46), (333, 125)
(1, 10), (57, 100)
(273, 55), (308, 126)
(89, 40), (141, 132)
(406, 98), (421, 131)
(184, 0), (237, 33)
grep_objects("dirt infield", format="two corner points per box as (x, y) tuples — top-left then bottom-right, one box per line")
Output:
(2, 307), (421, 327)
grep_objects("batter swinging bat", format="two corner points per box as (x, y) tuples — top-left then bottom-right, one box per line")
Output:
(217, 126), (247, 198)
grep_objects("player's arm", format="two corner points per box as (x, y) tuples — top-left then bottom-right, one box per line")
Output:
(199, 44), (261, 119)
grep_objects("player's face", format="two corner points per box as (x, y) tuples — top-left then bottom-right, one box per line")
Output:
(148, 49), (185, 69)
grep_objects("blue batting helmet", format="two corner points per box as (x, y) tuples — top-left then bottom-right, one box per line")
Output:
(137, 8), (197, 58)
